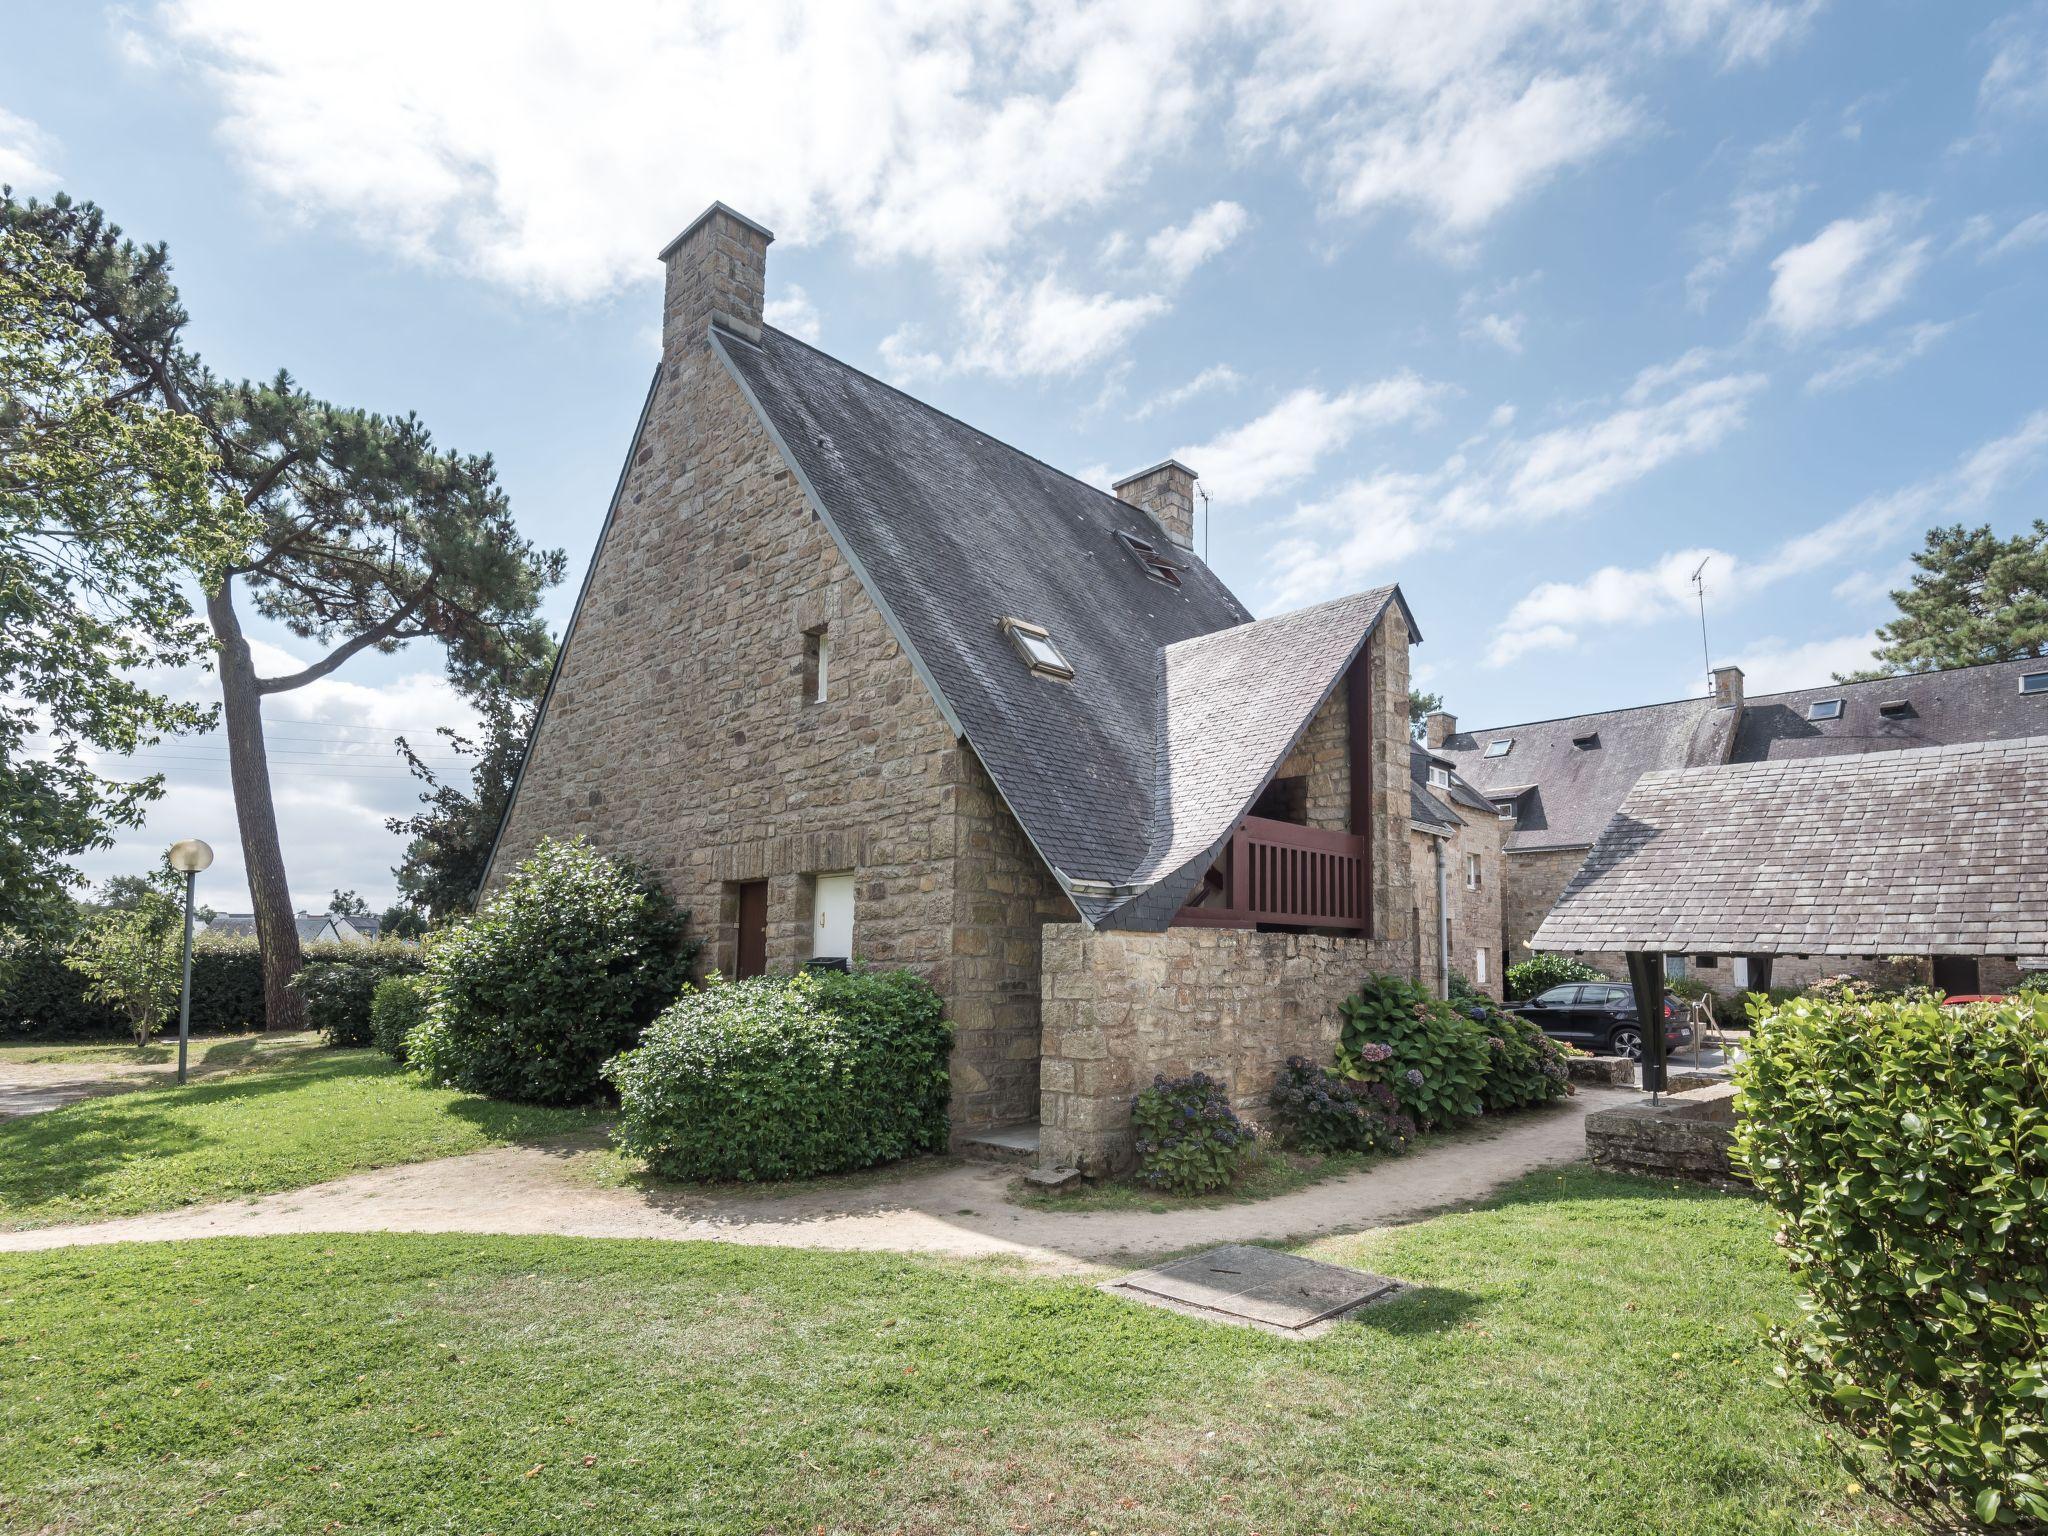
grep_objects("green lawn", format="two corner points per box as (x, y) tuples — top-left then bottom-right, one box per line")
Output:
(0, 1168), (1879, 1535)
(0, 1031), (323, 1070)
(0, 1048), (605, 1228)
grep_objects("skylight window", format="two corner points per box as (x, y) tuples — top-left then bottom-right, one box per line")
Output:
(999, 617), (1074, 679)
(1808, 699), (1843, 721)
(1484, 738), (1513, 758)
(1571, 733), (1599, 750)
(2021, 671), (2046, 696)
(1114, 531), (1184, 588)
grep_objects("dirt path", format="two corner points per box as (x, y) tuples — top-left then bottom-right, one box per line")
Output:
(0, 1035), (321, 1118)
(0, 1092), (1618, 1272)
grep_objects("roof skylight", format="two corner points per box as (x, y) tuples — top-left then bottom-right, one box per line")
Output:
(999, 617), (1074, 680)
(1571, 733), (1599, 749)
(1114, 531), (1185, 588)
(1484, 738), (1513, 758)
(2021, 671), (2046, 696)
(1808, 699), (1843, 721)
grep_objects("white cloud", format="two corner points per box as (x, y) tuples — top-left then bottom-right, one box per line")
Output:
(762, 283), (820, 342)
(1482, 409), (2048, 666)
(1720, 631), (1879, 692)
(880, 266), (1166, 381)
(1130, 363), (1242, 421)
(1687, 181), (1806, 308)
(1173, 375), (1449, 502)
(1144, 201), (1250, 283)
(1987, 210), (2048, 260)
(1264, 358), (1766, 609)
(1979, 11), (2048, 119)
(1465, 311), (1525, 352)
(1765, 196), (1931, 337)
(0, 107), (58, 190)
(1831, 560), (1913, 605)
(1804, 319), (1954, 394)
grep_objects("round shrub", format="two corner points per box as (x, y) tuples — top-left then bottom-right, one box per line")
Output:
(1735, 992), (2048, 1531)
(1338, 972), (1490, 1130)
(290, 941), (425, 1046)
(1270, 1056), (1414, 1155)
(1130, 1072), (1256, 1194)
(370, 973), (432, 1063)
(414, 838), (698, 1105)
(1504, 952), (1605, 1002)
(604, 967), (949, 1182)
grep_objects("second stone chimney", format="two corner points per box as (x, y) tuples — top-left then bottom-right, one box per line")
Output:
(1712, 664), (1745, 710)
(658, 201), (774, 357)
(1113, 459), (1198, 550)
(1424, 710), (1457, 750)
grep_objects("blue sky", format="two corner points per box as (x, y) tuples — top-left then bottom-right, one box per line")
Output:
(6, 1), (2046, 910)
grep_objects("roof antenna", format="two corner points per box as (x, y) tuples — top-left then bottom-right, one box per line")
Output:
(1691, 556), (1712, 693)
(1198, 484), (1212, 563)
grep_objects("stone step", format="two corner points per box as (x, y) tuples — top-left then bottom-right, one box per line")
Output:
(961, 1122), (1039, 1165)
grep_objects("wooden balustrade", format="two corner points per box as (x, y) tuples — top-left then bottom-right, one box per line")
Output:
(1173, 815), (1371, 932)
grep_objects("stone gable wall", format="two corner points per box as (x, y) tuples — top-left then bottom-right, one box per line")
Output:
(1408, 799), (1507, 1000)
(1037, 924), (1410, 1173)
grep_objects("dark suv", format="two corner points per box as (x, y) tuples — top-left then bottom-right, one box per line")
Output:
(1506, 982), (1686, 1060)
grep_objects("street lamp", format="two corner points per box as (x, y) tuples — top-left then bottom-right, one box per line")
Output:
(167, 839), (214, 1085)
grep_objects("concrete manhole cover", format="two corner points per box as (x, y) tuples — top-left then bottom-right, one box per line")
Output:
(1106, 1245), (1402, 1336)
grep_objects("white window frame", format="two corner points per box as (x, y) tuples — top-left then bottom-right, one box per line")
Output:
(1465, 852), (1480, 890)
(1428, 765), (1451, 788)
(1484, 738), (1513, 758)
(1475, 947), (1488, 985)
(1732, 957), (1751, 989)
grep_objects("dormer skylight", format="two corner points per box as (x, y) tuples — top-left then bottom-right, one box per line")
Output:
(1808, 699), (1843, 721)
(2024, 671), (2048, 696)
(1571, 732), (1599, 750)
(1878, 699), (1911, 718)
(1114, 530), (1185, 588)
(1484, 738), (1513, 758)
(999, 617), (1074, 679)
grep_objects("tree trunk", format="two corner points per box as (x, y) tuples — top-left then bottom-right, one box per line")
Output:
(207, 582), (305, 1031)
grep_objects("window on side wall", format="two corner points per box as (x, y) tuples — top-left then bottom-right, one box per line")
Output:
(803, 626), (830, 703)
(1466, 852), (1481, 890)
(1475, 947), (1488, 985)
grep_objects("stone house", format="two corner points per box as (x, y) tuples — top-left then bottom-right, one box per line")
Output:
(485, 203), (1422, 1174)
(1433, 656), (2048, 996)
(1407, 744), (1506, 1000)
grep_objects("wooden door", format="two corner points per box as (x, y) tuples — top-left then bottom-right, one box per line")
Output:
(735, 880), (767, 979)
(1932, 955), (1979, 996)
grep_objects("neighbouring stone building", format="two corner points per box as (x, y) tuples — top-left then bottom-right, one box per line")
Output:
(1406, 745), (1507, 1000)
(487, 202), (1422, 1173)
(1435, 657), (2048, 996)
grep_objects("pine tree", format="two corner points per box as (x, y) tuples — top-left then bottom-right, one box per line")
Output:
(1842, 520), (2048, 679)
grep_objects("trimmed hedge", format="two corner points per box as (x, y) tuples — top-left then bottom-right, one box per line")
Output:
(605, 968), (950, 1182)
(290, 942), (426, 1046)
(1, 937), (266, 1038)
(409, 838), (698, 1105)
(1735, 993), (2048, 1531)
(1504, 952), (1605, 1002)
(369, 974), (432, 1063)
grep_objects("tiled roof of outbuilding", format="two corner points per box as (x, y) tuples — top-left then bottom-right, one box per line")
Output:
(716, 324), (1415, 926)
(1532, 737), (2048, 957)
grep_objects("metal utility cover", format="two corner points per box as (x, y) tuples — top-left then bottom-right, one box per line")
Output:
(1110, 1245), (1400, 1335)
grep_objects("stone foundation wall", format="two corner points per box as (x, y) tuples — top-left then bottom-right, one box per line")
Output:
(1585, 1082), (1743, 1190)
(1037, 924), (1410, 1174)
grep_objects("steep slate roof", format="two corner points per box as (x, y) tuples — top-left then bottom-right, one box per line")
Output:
(716, 324), (1415, 926)
(207, 914), (341, 945)
(1440, 696), (1734, 851)
(1534, 737), (2048, 957)
(1409, 746), (1463, 832)
(1444, 656), (2048, 854)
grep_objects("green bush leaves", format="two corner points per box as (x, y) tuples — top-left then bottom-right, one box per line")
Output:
(1735, 992), (2048, 1531)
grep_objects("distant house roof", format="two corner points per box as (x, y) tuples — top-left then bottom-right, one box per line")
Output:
(1534, 737), (2048, 957)
(1444, 655), (2048, 853)
(206, 913), (344, 945)
(710, 323), (1418, 927)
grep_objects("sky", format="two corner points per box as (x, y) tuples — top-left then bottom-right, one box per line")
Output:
(6, 0), (2046, 915)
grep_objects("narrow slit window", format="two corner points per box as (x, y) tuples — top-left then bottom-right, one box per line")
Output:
(1465, 852), (1480, 890)
(1484, 738), (1513, 758)
(1808, 698), (1843, 721)
(1000, 617), (1074, 679)
(803, 626), (830, 703)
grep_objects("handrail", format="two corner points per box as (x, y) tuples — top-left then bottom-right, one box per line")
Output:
(1174, 815), (1370, 931)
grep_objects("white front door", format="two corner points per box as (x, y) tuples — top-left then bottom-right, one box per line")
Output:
(812, 872), (855, 962)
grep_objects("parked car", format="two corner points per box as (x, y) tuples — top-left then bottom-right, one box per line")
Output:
(1506, 982), (1687, 1060)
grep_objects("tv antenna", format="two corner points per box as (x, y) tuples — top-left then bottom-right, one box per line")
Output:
(1691, 556), (1712, 690)
(1197, 485), (1212, 562)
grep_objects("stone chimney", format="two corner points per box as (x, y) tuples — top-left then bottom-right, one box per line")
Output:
(658, 201), (774, 356)
(1424, 710), (1457, 750)
(1711, 664), (1744, 710)
(1113, 459), (1198, 550)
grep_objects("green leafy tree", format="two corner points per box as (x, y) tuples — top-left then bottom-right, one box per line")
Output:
(387, 691), (537, 922)
(326, 889), (369, 918)
(1841, 520), (2048, 679)
(65, 878), (182, 1046)
(4, 192), (563, 1028)
(1408, 687), (1444, 740)
(0, 226), (243, 936)
(377, 903), (428, 942)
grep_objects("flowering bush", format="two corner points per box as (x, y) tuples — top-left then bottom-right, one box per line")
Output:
(1130, 1073), (1255, 1194)
(1338, 972), (1490, 1130)
(1476, 1013), (1574, 1111)
(1270, 1057), (1415, 1156)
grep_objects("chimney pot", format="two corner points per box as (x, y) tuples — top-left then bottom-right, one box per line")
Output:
(1711, 665), (1745, 710)
(1113, 459), (1198, 550)
(658, 201), (774, 356)
(1424, 710), (1457, 750)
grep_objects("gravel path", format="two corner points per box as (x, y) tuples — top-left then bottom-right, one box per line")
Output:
(0, 1092), (1617, 1272)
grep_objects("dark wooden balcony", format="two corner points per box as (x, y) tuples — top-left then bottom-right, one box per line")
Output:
(1173, 814), (1371, 932)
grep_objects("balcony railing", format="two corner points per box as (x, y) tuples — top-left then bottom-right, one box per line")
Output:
(1173, 814), (1371, 932)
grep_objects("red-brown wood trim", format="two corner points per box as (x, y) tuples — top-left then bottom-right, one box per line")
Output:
(1346, 647), (1374, 936)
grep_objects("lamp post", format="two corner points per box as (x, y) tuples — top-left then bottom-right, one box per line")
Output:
(167, 840), (214, 1085)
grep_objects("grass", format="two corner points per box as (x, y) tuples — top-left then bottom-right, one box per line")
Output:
(0, 1167), (1881, 1536)
(0, 1032), (323, 1071)
(0, 1047), (605, 1229)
